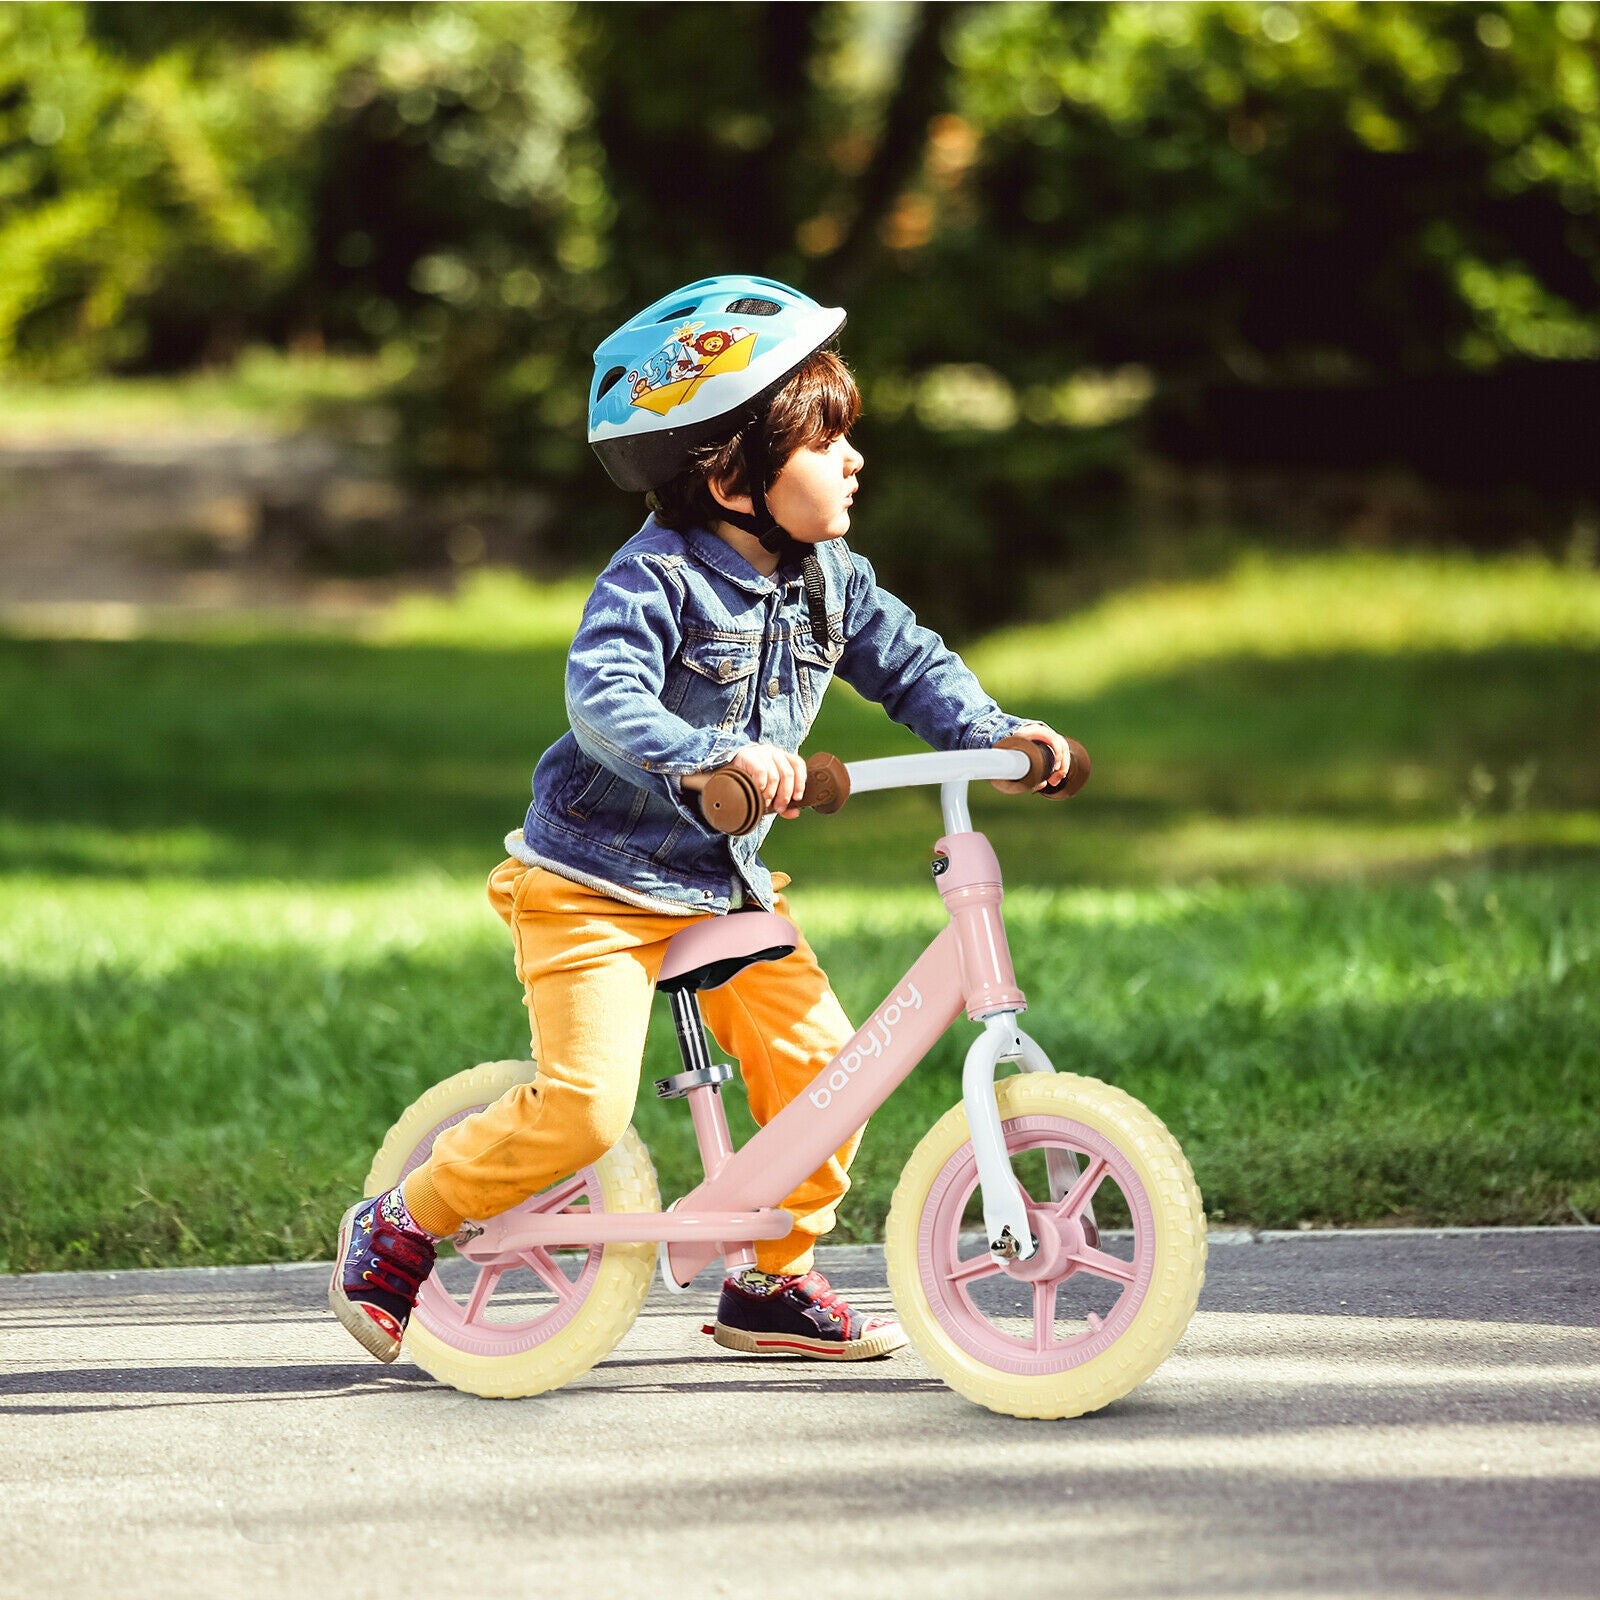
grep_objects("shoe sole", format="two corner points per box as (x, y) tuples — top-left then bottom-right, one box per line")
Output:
(710, 1321), (909, 1361)
(328, 1200), (402, 1364)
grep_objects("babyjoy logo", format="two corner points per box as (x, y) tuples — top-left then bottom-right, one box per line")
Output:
(809, 984), (923, 1110)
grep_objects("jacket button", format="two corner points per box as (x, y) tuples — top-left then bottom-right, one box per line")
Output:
(717, 661), (732, 681)
(767, 677), (780, 696)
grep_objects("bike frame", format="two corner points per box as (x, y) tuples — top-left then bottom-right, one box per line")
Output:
(457, 746), (1076, 1285)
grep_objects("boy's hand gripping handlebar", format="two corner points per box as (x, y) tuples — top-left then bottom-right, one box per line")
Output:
(683, 753), (851, 837)
(994, 734), (1093, 799)
(684, 737), (1091, 836)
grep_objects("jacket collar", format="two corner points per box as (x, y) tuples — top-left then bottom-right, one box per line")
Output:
(676, 520), (783, 596)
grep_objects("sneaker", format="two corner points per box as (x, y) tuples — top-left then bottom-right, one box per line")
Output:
(328, 1191), (437, 1363)
(708, 1269), (909, 1361)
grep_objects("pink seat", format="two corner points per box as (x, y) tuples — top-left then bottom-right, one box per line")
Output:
(656, 912), (798, 994)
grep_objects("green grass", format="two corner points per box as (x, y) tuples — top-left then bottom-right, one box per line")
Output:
(2, 551), (1597, 1270)
(0, 346), (407, 441)
(969, 550), (1600, 698)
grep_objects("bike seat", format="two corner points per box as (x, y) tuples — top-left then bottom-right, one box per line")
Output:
(656, 912), (798, 994)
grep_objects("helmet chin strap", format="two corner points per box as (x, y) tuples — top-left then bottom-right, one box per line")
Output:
(716, 421), (836, 649)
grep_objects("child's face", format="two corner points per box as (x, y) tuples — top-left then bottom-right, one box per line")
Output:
(765, 434), (863, 544)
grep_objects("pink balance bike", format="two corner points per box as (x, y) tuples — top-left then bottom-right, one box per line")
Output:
(363, 738), (1206, 1418)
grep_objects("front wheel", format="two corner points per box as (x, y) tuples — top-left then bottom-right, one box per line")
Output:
(885, 1071), (1205, 1419)
(365, 1059), (660, 1398)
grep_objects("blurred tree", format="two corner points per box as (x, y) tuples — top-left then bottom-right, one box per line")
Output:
(2, 2), (1599, 626)
(941, 2), (1600, 383)
(0, 2), (312, 372)
(388, 2), (978, 533)
(928, 2), (1600, 588)
(0, 3), (600, 375)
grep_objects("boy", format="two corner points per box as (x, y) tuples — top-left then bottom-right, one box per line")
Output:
(331, 276), (1073, 1363)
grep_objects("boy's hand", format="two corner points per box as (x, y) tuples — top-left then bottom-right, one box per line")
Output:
(992, 721), (1075, 794)
(728, 743), (808, 818)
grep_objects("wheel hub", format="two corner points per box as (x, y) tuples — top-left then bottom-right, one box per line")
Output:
(1001, 1207), (1077, 1282)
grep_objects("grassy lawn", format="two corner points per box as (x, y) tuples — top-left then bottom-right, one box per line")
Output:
(2, 552), (1598, 1270)
(0, 347), (405, 442)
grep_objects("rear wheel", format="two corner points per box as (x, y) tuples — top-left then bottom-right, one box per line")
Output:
(885, 1071), (1205, 1419)
(365, 1060), (659, 1398)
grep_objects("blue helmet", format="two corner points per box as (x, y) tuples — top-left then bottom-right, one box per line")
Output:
(587, 274), (846, 492)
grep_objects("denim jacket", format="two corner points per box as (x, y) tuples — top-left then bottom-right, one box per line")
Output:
(516, 516), (1023, 914)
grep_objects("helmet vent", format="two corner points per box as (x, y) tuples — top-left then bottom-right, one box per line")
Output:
(597, 366), (627, 400)
(725, 297), (783, 316)
(656, 304), (701, 322)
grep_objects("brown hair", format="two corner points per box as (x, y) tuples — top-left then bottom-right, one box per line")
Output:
(646, 348), (861, 531)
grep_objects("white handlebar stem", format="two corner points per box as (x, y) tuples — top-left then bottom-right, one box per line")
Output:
(843, 749), (1031, 835)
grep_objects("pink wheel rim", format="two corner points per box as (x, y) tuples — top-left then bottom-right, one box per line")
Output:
(917, 1113), (1156, 1375)
(399, 1104), (607, 1358)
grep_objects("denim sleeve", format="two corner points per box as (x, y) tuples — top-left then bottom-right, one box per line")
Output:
(835, 548), (1024, 750)
(565, 557), (743, 821)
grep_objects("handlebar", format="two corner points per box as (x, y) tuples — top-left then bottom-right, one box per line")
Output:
(683, 737), (1091, 837)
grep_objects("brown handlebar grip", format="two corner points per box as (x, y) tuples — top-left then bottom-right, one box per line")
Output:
(694, 767), (763, 836)
(1055, 737), (1092, 797)
(996, 734), (1092, 798)
(801, 752), (851, 814)
(688, 753), (849, 834)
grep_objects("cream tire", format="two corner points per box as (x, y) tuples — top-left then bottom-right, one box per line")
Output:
(885, 1071), (1205, 1419)
(366, 1059), (659, 1399)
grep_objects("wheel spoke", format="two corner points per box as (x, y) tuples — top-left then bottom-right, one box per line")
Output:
(462, 1266), (503, 1325)
(1032, 1280), (1057, 1354)
(524, 1174), (588, 1216)
(947, 1250), (1002, 1286)
(519, 1248), (578, 1302)
(1054, 1154), (1109, 1222)
(1071, 1243), (1138, 1285)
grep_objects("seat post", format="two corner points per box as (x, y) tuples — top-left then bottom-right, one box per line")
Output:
(668, 986), (715, 1078)
(664, 988), (757, 1273)
(667, 989), (738, 1182)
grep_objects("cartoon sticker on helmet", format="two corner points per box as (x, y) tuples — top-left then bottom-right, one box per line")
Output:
(627, 321), (756, 416)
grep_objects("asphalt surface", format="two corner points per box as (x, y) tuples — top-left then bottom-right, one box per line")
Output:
(2, 1229), (1596, 1599)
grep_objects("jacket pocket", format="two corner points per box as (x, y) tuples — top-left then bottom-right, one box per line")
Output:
(675, 633), (761, 730)
(564, 754), (622, 822)
(791, 618), (845, 721)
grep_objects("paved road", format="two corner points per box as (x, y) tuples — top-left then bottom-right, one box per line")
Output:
(2, 1230), (1596, 1599)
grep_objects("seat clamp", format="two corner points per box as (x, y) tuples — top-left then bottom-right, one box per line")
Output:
(654, 1062), (734, 1100)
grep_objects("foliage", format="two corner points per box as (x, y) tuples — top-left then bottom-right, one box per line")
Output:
(0, 3), (595, 375)
(946, 1), (1600, 383)
(8, 4), (1599, 389)
(0, 3), (310, 373)
(4, 4), (1600, 623)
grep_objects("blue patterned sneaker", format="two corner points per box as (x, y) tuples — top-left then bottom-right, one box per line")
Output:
(708, 1269), (908, 1361)
(328, 1190), (437, 1363)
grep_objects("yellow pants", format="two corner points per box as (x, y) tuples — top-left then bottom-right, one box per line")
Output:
(402, 861), (860, 1276)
